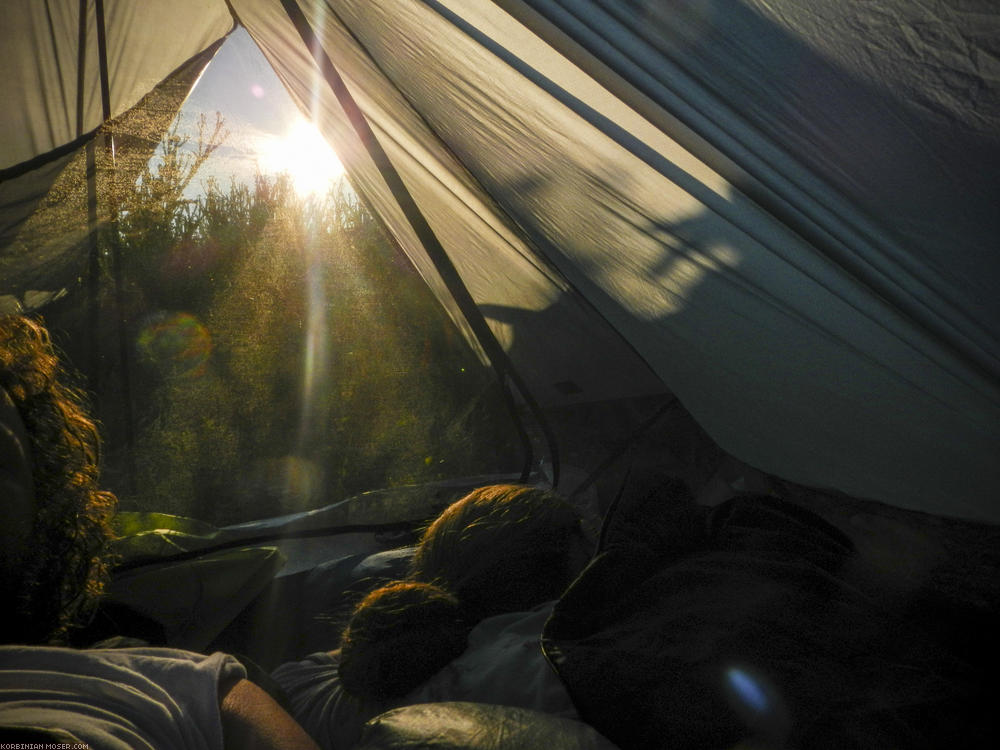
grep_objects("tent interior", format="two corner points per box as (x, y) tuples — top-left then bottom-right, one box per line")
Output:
(2, 0), (998, 745)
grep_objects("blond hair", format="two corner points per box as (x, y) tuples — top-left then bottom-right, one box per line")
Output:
(0, 315), (116, 644)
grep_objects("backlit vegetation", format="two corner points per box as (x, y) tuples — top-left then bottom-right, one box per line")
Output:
(47, 120), (517, 524)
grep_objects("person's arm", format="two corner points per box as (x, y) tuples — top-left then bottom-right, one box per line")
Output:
(220, 678), (320, 750)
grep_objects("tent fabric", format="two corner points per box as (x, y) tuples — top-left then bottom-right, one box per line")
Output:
(230, 0), (999, 520)
(1, 42), (223, 304)
(106, 546), (286, 652)
(2, 1), (999, 522)
(0, 0), (233, 174)
(232, 0), (666, 407)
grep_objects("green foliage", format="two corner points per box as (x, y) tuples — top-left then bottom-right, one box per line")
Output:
(74, 119), (517, 524)
(110, 511), (221, 563)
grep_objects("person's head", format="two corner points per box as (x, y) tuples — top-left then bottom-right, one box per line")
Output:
(339, 581), (468, 701)
(0, 314), (116, 644)
(338, 484), (591, 700)
(411, 483), (590, 620)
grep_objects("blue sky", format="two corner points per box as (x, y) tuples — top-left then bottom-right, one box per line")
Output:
(162, 27), (344, 197)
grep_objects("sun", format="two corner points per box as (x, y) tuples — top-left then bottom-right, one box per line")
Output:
(260, 117), (345, 197)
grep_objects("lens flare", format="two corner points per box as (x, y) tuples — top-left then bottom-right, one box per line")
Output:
(243, 456), (323, 512)
(722, 664), (791, 744)
(137, 312), (212, 377)
(726, 667), (770, 714)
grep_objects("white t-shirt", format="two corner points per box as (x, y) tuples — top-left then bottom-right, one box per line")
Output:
(272, 603), (576, 750)
(0, 646), (246, 749)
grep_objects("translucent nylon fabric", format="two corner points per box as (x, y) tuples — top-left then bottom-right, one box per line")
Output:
(0, 0), (233, 173)
(2, 0), (998, 521)
(231, 0), (999, 520)
(233, 0), (666, 406)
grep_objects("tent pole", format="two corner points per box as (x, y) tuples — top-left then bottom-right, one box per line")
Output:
(498, 371), (535, 484)
(75, 0), (88, 136)
(80, 1), (102, 393)
(277, 0), (560, 487)
(85, 140), (101, 394)
(568, 396), (678, 502)
(94, 0), (111, 120)
(94, 0), (138, 495)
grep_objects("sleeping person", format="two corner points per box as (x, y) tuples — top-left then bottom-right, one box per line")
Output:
(276, 476), (990, 750)
(0, 314), (319, 750)
(271, 484), (592, 750)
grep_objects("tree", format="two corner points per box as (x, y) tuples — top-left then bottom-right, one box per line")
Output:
(70, 122), (518, 524)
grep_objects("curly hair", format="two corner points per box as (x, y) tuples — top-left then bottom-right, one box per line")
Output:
(0, 314), (116, 644)
(337, 484), (588, 700)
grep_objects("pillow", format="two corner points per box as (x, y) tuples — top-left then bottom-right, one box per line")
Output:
(354, 701), (620, 750)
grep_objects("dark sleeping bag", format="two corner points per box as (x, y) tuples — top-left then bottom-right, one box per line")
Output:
(542, 484), (988, 749)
